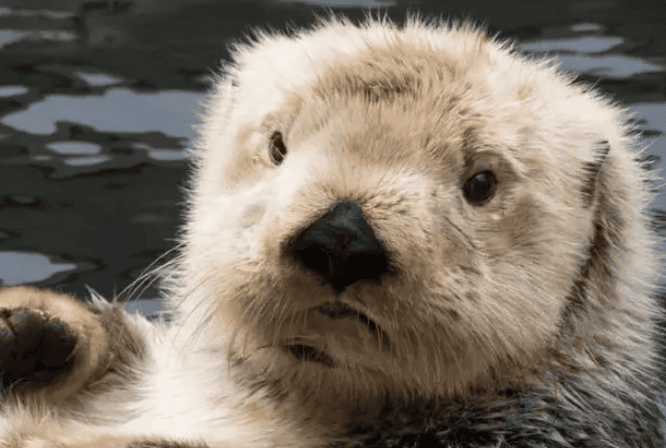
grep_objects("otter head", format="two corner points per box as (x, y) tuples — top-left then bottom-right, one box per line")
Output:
(177, 18), (658, 423)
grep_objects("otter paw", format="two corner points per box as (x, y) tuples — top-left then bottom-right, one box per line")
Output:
(0, 287), (110, 402)
(0, 307), (77, 389)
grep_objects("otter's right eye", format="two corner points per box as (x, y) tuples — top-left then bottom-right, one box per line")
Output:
(463, 170), (497, 205)
(269, 131), (287, 165)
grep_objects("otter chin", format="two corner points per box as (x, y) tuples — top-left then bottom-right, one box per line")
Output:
(0, 14), (663, 448)
(282, 301), (386, 367)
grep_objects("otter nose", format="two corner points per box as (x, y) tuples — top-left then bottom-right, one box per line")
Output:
(290, 202), (389, 292)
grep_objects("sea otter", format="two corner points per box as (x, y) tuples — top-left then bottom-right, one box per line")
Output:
(0, 15), (663, 448)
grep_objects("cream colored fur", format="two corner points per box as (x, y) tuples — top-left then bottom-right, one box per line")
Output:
(0, 14), (662, 448)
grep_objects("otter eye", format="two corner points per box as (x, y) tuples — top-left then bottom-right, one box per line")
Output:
(463, 170), (497, 205)
(269, 131), (287, 165)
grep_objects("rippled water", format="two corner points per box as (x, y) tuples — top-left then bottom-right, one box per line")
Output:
(0, 0), (664, 321)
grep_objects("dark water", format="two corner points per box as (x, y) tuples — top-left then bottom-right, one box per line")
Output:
(0, 0), (665, 317)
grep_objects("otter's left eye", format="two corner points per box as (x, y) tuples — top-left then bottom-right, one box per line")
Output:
(269, 131), (287, 165)
(463, 170), (497, 205)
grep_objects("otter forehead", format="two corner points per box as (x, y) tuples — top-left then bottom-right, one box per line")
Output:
(195, 17), (630, 203)
(212, 30), (508, 170)
(218, 19), (500, 134)
(229, 18), (492, 99)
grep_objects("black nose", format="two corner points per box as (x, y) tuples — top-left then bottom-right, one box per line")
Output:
(289, 202), (389, 292)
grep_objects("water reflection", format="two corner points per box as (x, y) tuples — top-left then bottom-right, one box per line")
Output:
(147, 149), (188, 161)
(0, 29), (76, 48)
(520, 35), (623, 53)
(0, 251), (79, 285)
(554, 54), (661, 78)
(46, 141), (102, 155)
(569, 23), (604, 32)
(62, 155), (111, 166)
(2, 88), (204, 139)
(519, 25), (665, 78)
(75, 72), (123, 87)
(0, 85), (28, 97)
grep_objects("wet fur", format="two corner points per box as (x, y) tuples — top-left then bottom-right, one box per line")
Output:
(0, 14), (664, 448)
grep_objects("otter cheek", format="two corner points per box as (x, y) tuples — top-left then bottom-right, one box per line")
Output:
(240, 203), (267, 229)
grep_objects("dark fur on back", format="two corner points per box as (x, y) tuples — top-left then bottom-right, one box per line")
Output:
(339, 380), (663, 447)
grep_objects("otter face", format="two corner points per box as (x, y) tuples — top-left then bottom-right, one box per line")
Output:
(181, 21), (618, 405)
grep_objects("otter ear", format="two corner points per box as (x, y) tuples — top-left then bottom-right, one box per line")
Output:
(581, 140), (610, 208)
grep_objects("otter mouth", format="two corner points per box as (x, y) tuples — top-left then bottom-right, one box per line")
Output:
(315, 301), (380, 334)
(284, 301), (385, 366)
(286, 344), (335, 367)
